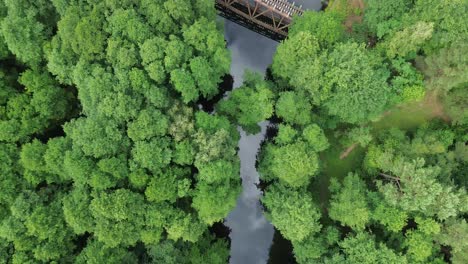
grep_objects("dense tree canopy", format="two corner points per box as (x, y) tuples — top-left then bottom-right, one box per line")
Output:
(0, 0), (238, 262)
(329, 173), (370, 230)
(263, 184), (321, 242)
(217, 72), (274, 134)
(256, 1), (468, 263)
(1, 0), (58, 66)
(289, 10), (345, 47)
(322, 42), (391, 123)
(0, 69), (73, 143)
(271, 22), (395, 124)
(0, 0), (466, 263)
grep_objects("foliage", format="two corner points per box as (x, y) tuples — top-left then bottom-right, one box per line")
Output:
(289, 10), (345, 47)
(0, 70), (73, 143)
(1, 0), (58, 66)
(147, 235), (229, 264)
(420, 41), (468, 93)
(292, 227), (339, 263)
(329, 173), (370, 230)
(370, 195), (408, 233)
(0, 0), (467, 262)
(90, 189), (148, 247)
(404, 0), (468, 54)
(263, 184), (321, 242)
(271, 31), (324, 102)
(383, 22), (434, 59)
(0, 191), (76, 262)
(217, 72), (274, 134)
(0, 0), (237, 262)
(322, 42), (391, 123)
(436, 218), (468, 264)
(275, 91), (313, 125)
(274, 124), (297, 145)
(443, 84), (468, 125)
(302, 124), (329, 152)
(326, 233), (408, 264)
(262, 1), (468, 263)
(75, 239), (137, 264)
(363, 0), (412, 38)
(273, 34), (395, 124)
(341, 126), (373, 148)
(259, 141), (319, 188)
(0, 2), (8, 59)
(192, 180), (240, 225)
(378, 158), (467, 220)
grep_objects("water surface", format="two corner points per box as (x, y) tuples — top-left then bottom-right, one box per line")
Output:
(224, 20), (277, 264)
(223, 1), (323, 263)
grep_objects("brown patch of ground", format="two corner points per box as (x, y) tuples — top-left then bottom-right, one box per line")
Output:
(344, 0), (365, 32)
(344, 14), (362, 32)
(327, 0), (365, 32)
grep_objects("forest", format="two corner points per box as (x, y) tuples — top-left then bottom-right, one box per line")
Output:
(0, 0), (467, 263)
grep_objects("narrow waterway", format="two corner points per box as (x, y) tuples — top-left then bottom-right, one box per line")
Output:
(223, 2), (322, 263)
(224, 20), (278, 264)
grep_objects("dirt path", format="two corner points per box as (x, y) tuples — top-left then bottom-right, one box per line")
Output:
(339, 143), (358, 159)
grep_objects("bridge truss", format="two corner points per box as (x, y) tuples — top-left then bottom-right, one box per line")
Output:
(215, 0), (304, 41)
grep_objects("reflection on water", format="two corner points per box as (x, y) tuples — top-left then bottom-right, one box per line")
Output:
(224, 20), (277, 264)
(223, 1), (322, 263)
(226, 122), (274, 264)
(223, 21), (279, 88)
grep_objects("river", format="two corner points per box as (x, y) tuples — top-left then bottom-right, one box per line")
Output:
(223, 1), (322, 263)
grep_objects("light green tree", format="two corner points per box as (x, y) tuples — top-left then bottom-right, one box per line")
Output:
(263, 184), (321, 242)
(329, 173), (370, 230)
(259, 142), (319, 188)
(275, 91), (312, 126)
(217, 72), (274, 134)
(384, 22), (434, 58)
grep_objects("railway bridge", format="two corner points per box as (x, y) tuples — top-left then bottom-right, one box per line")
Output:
(215, 0), (304, 41)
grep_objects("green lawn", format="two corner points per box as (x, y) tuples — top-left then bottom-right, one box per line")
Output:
(372, 106), (435, 132)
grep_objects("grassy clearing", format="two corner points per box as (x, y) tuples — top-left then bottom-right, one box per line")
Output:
(374, 90), (450, 132)
(311, 134), (366, 212)
(312, 90), (449, 210)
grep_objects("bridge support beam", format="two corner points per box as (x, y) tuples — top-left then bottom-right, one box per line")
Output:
(216, 0), (303, 42)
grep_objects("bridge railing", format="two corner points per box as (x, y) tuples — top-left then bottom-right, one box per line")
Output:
(259, 0), (303, 17)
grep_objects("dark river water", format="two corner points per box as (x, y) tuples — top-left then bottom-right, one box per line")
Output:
(223, 1), (322, 263)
